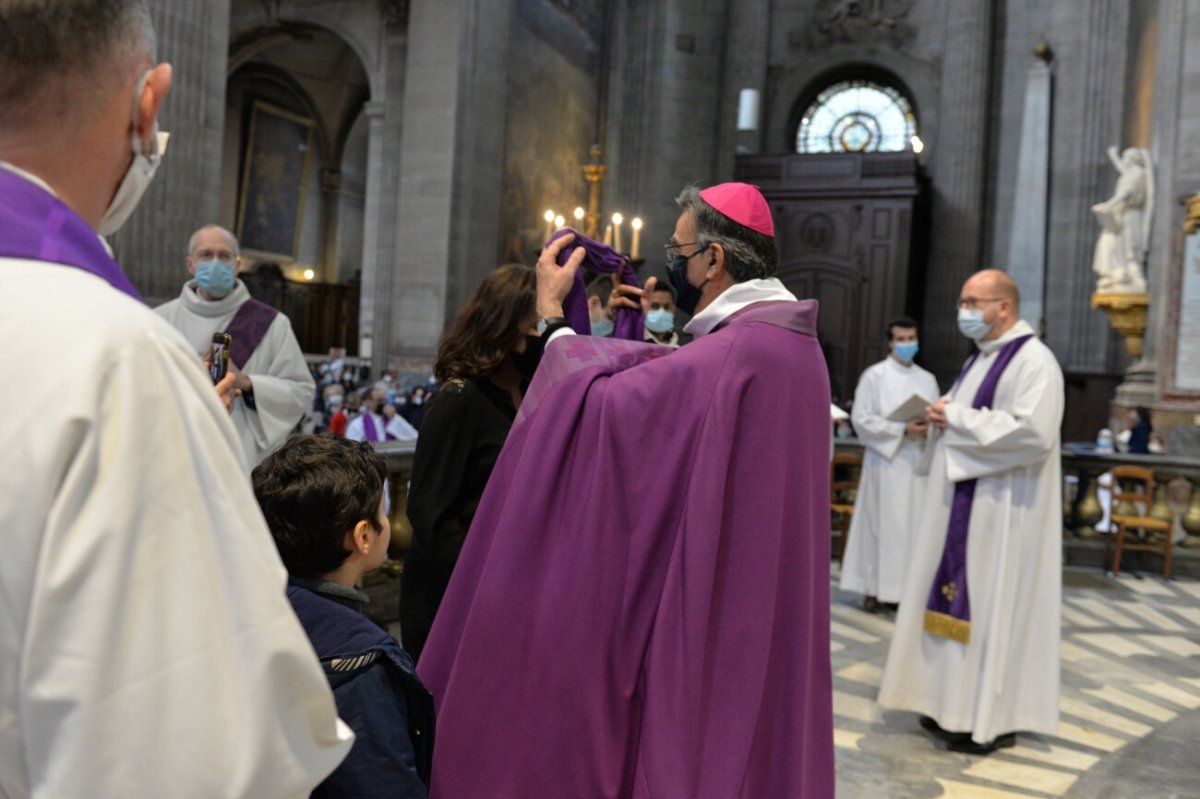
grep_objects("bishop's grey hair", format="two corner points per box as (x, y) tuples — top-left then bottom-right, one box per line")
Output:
(675, 185), (778, 283)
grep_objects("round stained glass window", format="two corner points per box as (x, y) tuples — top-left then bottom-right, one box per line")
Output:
(796, 80), (917, 154)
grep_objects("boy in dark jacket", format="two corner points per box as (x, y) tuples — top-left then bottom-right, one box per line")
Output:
(253, 435), (433, 798)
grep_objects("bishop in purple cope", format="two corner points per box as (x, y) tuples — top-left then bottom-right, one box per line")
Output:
(418, 183), (835, 798)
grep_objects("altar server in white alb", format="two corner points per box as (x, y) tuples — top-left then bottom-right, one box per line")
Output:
(877, 270), (1063, 755)
(0, 2), (352, 796)
(840, 316), (939, 611)
(346, 385), (419, 442)
(157, 224), (315, 466)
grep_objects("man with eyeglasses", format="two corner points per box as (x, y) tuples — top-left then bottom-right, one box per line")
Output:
(157, 224), (315, 466)
(878, 269), (1064, 755)
(419, 182), (834, 797)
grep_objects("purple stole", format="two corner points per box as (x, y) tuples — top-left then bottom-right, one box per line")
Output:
(226, 298), (279, 369)
(547, 227), (645, 341)
(361, 414), (396, 442)
(0, 168), (141, 300)
(924, 334), (1034, 644)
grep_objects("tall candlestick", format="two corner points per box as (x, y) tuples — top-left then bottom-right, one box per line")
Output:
(612, 212), (623, 253)
(603, 224), (613, 246)
(630, 217), (643, 260)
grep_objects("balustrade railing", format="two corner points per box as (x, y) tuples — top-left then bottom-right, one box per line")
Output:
(1059, 444), (1200, 548)
(832, 438), (1200, 553)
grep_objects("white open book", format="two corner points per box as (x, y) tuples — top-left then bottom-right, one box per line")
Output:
(885, 392), (935, 423)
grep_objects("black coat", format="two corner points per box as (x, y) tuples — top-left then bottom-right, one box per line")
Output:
(400, 377), (516, 661)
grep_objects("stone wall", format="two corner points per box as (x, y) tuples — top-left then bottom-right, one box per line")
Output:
(496, 0), (603, 268)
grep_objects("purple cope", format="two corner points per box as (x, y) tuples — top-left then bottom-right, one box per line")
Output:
(418, 299), (835, 798)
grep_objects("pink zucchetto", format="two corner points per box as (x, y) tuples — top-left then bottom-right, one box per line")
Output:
(699, 182), (774, 237)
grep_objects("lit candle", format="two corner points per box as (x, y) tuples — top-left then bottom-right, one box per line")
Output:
(554, 214), (565, 231)
(612, 212), (624, 253)
(573, 207), (585, 227)
(543, 209), (555, 241)
(630, 217), (643, 259)
(603, 224), (613, 246)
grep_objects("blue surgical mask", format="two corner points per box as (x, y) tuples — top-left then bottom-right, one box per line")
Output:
(646, 308), (675, 334)
(590, 317), (614, 337)
(893, 341), (919, 362)
(195, 260), (236, 298)
(956, 308), (992, 341)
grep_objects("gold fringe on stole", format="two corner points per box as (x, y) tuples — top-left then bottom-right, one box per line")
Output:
(924, 610), (970, 644)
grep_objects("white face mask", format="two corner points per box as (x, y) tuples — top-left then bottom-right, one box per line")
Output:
(98, 71), (169, 236)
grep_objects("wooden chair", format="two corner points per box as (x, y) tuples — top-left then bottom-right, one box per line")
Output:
(1107, 465), (1174, 579)
(831, 453), (863, 563)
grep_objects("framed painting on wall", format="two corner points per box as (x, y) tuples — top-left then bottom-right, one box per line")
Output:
(236, 100), (315, 262)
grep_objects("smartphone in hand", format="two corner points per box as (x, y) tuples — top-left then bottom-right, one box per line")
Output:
(210, 332), (232, 384)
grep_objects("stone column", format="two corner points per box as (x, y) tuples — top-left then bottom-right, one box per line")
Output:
(360, 99), (394, 373)
(1043, 1), (1130, 374)
(443, 0), (517, 320)
(920, 0), (993, 380)
(714, 0), (771, 178)
(1139, 0), (1187, 408)
(113, 0), (231, 304)
(382, 0), (514, 363)
(1006, 53), (1053, 330)
(318, 168), (342, 283)
(357, 2), (412, 374)
(605, 0), (732, 267)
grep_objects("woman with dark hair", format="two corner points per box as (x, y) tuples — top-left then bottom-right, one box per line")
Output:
(400, 264), (538, 660)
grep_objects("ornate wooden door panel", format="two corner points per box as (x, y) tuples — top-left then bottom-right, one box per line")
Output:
(736, 153), (923, 404)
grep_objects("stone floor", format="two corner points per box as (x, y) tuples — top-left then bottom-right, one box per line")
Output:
(831, 564), (1200, 798)
(377, 563), (1200, 796)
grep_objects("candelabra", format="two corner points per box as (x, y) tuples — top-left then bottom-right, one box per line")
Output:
(541, 145), (643, 259)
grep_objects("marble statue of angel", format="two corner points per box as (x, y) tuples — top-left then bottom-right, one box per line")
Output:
(1092, 146), (1153, 293)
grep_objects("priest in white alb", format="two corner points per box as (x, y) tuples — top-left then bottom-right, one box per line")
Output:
(346, 385), (419, 442)
(1, 3), (352, 795)
(840, 316), (939, 611)
(877, 269), (1064, 755)
(157, 224), (315, 466)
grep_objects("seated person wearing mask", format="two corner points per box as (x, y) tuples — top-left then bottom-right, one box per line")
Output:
(253, 435), (434, 798)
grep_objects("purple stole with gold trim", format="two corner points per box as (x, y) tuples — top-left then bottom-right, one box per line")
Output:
(924, 334), (1034, 644)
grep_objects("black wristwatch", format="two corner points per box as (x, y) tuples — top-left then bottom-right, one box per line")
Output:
(536, 316), (568, 337)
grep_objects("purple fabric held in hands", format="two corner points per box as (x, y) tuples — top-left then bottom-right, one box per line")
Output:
(547, 227), (644, 341)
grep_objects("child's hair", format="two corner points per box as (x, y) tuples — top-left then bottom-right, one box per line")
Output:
(252, 434), (388, 578)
